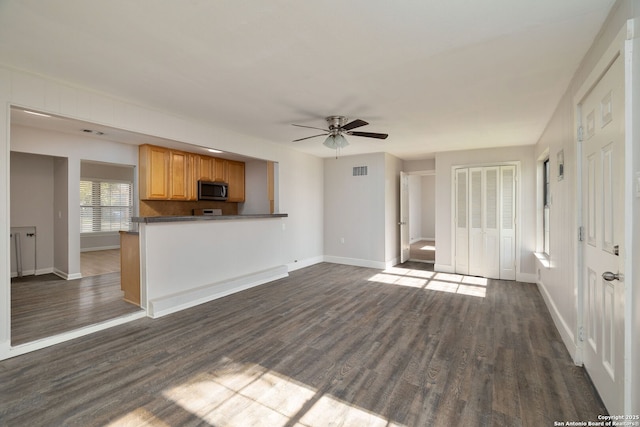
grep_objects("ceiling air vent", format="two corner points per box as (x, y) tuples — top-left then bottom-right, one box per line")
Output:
(353, 166), (368, 176)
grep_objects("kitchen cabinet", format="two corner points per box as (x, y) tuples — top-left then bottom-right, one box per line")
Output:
(214, 158), (227, 182)
(140, 145), (197, 201)
(139, 144), (169, 200)
(196, 155), (215, 181)
(169, 150), (190, 200)
(227, 160), (245, 202)
(139, 144), (245, 203)
(120, 231), (140, 306)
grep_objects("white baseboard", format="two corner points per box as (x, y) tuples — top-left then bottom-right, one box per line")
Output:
(536, 279), (578, 364)
(516, 272), (537, 283)
(10, 267), (56, 278)
(434, 263), (455, 273)
(1, 310), (146, 361)
(149, 265), (289, 318)
(287, 256), (324, 272)
(323, 256), (387, 270)
(53, 269), (82, 280)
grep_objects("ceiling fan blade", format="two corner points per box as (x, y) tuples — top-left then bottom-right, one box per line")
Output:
(293, 133), (328, 142)
(292, 124), (329, 132)
(348, 131), (389, 139)
(341, 119), (368, 131)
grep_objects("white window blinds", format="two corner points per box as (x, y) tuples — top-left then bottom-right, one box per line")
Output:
(80, 180), (132, 233)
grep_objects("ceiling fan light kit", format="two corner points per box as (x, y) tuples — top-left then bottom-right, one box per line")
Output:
(292, 115), (388, 157)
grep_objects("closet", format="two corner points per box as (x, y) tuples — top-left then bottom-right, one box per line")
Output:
(455, 165), (516, 280)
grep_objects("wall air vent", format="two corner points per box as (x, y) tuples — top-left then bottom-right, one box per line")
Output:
(353, 166), (368, 176)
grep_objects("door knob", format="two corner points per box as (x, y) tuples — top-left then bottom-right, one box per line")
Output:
(602, 271), (624, 282)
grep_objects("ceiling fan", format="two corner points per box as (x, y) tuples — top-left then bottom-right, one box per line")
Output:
(292, 116), (388, 154)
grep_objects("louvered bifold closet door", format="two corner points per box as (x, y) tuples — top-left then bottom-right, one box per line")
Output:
(468, 168), (484, 277)
(455, 168), (469, 274)
(456, 164), (517, 279)
(483, 167), (501, 279)
(500, 166), (516, 280)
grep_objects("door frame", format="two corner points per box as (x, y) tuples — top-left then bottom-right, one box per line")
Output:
(573, 20), (635, 413)
(450, 160), (521, 280)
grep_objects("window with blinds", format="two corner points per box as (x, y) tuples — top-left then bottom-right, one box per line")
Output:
(80, 180), (133, 233)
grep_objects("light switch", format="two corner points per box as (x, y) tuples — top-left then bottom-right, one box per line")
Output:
(636, 172), (640, 198)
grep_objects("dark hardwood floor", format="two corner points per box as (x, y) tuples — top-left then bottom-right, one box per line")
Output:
(1, 262), (605, 426)
(11, 272), (142, 345)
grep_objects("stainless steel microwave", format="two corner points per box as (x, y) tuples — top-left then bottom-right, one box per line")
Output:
(198, 181), (228, 201)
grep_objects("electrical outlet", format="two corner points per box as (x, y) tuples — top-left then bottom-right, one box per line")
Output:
(340, 237), (345, 244)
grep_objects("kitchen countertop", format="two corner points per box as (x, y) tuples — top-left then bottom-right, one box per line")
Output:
(132, 213), (288, 224)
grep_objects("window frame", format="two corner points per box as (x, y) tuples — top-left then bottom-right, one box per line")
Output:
(543, 157), (551, 256)
(80, 178), (133, 234)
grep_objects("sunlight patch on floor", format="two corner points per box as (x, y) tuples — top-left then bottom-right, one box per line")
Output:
(105, 357), (410, 427)
(368, 267), (487, 298)
(298, 394), (404, 427)
(419, 244), (435, 251)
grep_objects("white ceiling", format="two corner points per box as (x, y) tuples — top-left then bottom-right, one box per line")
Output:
(0, 0), (616, 159)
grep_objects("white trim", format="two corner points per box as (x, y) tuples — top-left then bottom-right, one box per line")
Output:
(0, 310), (146, 361)
(53, 269), (82, 280)
(287, 255), (324, 272)
(148, 265), (288, 318)
(623, 27), (637, 415)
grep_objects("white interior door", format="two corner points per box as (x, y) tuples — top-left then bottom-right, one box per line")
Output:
(455, 169), (469, 274)
(580, 53), (625, 415)
(399, 171), (410, 263)
(500, 166), (516, 280)
(468, 168), (484, 276)
(483, 167), (500, 279)
(468, 167), (500, 279)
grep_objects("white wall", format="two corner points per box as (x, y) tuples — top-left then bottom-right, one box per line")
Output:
(240, 159), (270, 215)
(0, 66), (325, 359)
(10, 152), (55, 274)
(324, 153), (386, 267)
(408, 174), (422, 242)
(421, 175), (436, 239)
(435, 145), (537, 280)
(53, 157), (69, 277)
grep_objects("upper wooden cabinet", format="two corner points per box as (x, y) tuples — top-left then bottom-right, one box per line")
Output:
(214, 158), (227, 182)
(196, 155), (215, 181)
(139, 144), (245, 202)
(139, 144), (170, 200)
(226, 160), (245, 202)
(169, 150), (191, 200)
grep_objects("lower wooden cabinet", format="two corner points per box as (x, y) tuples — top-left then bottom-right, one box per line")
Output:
(120, 231), (140, 306)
